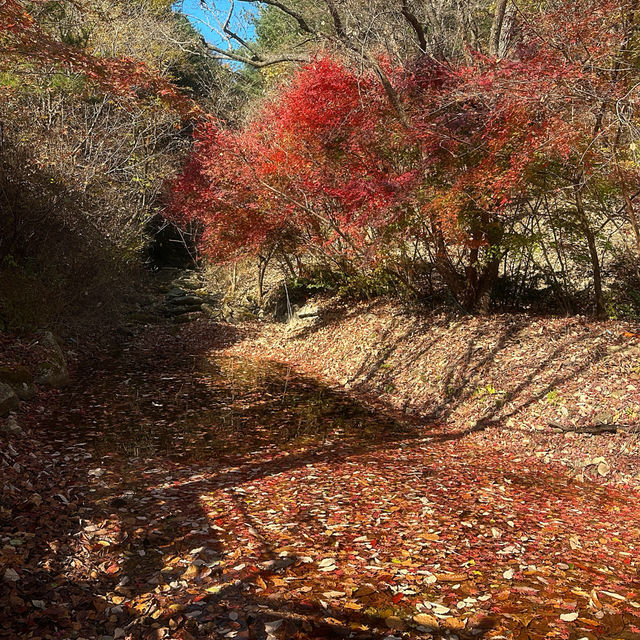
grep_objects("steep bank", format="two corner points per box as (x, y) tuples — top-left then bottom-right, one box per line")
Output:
(225, 301), (640, 487)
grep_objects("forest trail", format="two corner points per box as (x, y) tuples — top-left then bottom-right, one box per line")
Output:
(2, 320), (640, 640)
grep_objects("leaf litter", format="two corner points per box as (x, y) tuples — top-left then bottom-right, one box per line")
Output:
(1, 320), (640, 639)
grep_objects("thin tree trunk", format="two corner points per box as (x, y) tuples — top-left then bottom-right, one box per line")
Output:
(229, 262), (237, 295)
(621, 181), (640, 254)
(574, 183), (604, 317)
(257, 255), (268, 306)
(489, 0), (509, 56)
(613, 122), (640, 255)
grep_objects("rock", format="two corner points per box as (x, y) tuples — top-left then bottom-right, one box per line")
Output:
(235, 309), (258, 321)
(164, 304), (203, 317)
(35, 332), (70, 388)
(595, 410), (614, 424)
(0, 366), (37, 401)
(0, 382), (19, 416)
(173, 312), (204, 324)
(201, 303), (221, 319)
(166, 287), (187, 299)
(174, 274), (203, 291)
(295, 304), (320, 320)
(1, 415), (24, 435)
(15, 382), (36, 401)
(3, 568), (19, 582)
(0, 365), (33, 386)
(169, 295), (203, 306)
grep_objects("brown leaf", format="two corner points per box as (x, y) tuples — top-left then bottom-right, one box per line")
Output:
(413, 613), (439, 628)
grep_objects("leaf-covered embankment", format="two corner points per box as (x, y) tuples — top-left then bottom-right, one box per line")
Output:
(225, 302), (640, 487)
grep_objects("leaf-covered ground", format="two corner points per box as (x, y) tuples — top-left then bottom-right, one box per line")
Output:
(229, 303), (640, 488)
(2, 319), (640, 640)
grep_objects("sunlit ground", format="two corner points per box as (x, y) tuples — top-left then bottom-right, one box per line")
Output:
(6, 324), (640, 640)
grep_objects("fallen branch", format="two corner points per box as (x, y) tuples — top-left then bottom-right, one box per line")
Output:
(549, 421), (638, 435)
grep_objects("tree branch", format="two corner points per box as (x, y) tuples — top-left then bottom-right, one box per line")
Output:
(219, 0), (259, 56)
(242, 0), (313, 34)
(203, 41), (310, 68)
(400, 0), (427, 52)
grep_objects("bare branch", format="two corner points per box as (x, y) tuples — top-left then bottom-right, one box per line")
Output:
(400, 0), (427, 52)
(222, 1), (251, 50)
(204, 40), (310, 68)
(242, 0), (314, 34)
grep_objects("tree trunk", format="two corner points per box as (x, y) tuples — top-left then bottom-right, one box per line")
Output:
(489, 0), (509, 56)
(230, 262), (237, 295)
(463, 256), (501, 314)
(257, 255), (268, 307)
(432, 243), (500, 313)
(619, 176), (640, 255)
(573, 183), (604, 317)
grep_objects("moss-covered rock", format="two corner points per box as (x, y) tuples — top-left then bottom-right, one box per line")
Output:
(0, 365), (37, 400)
(35, 331), (70, 388)
(0, 382), (18, 416)
(0, 365), (33, 386)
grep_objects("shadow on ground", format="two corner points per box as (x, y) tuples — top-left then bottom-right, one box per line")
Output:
(2, 319), (640, 640)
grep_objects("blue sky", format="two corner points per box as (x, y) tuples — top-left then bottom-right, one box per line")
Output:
(175, 1), (257, 48)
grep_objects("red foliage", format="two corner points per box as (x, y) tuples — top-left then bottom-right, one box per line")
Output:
(0, 0), (195, 117)
(166, 0), (640, 271)
(167, 59), (419, 263)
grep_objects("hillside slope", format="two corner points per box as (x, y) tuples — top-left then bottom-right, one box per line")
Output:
(226, 302), (640, 487)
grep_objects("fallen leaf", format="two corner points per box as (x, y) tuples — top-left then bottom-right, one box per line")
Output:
(560, 612), (579, 622)
(413, 613), (438, 628)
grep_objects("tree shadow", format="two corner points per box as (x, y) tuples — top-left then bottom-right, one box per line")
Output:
(290, 308), (637, 442)
(3, 316), (639, 639)
(1, 318), (488, 639)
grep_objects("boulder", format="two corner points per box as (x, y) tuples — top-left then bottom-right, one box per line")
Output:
(14, 382), (36, 401)
(166, 287), (187, 299)
(174, 273), (204, 291)
(0, 365), (36, 400)
(295, 304), (320, 320)
(164, 304), (203, 317)
(129, 312), (160, 325)
(0, 382), (18, 416)
(173, 312), (204, 324)
(201, 303), (221, 320)
(35, 332), (70, 388)
(1, 415), (23, 435)
(0, 365), (33, 386)
(169, 295), (203, 307)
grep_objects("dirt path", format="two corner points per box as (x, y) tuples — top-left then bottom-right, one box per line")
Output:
(2, 320), (640, 640)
